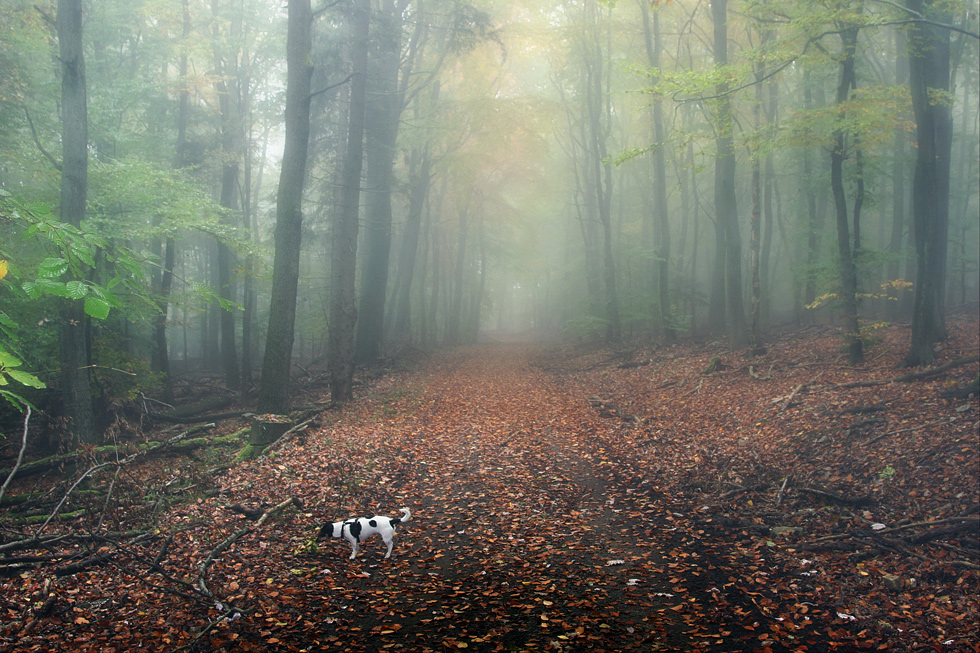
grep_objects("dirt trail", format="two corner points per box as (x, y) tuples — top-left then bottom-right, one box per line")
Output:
(291, 343), (691, 651)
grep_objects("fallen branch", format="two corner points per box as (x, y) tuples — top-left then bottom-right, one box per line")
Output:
(776, 372), (823, 411)
(196, 497), (302, 598)
(617, 359), (651, 370)
(840, 404), (888, 415)
(838, 355), (979, 388)
(863, 419), (948, 447)
(55, 552), (113, 577)
(0, 423), (215, 482)
(798, 487), (873, 506)
(0, 406), (31, 505)
(749, 364), (773, 380)
(258, 414), (320, 459)
(907, 520), (979, 545)
(718, 483), (767, 499)
(149, 410), (248, 424)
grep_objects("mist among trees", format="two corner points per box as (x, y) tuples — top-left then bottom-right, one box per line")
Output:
(1, 0), (978, 444)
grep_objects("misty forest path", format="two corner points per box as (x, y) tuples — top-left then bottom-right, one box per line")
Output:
(295, 342), (693, 651)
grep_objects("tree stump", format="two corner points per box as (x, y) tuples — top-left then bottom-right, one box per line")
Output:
(249, 415), (293, 448)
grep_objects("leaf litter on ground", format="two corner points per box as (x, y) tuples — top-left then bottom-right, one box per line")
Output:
(0, 319), (977, 652)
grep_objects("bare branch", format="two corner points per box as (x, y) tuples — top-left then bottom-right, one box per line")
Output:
(0, 406), (31, 505)
(24, 108), (62, 172)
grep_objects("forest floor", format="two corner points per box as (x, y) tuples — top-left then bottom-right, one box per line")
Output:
(0, 319), (978, 652)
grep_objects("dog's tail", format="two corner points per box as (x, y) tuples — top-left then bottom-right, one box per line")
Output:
(396, 507), (412, 524)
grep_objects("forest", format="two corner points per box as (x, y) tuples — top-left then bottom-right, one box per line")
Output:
(0, 0), (978, 651)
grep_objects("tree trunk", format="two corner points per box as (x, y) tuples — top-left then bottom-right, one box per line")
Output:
(641, 2), (673, 341)
(328, 0), (370, 402)
(444, 206), (470, 347)
(355, 1), (403, 364)
(389, 135), (433, 344)
(57, 0), (96, 444)
(830, 23), (864, 365)
(711, 0), (748, 349)
(256, 0), (313, 413)
(212, 0), (242, 391)
(886, 29), (910, 321)
(904, 0), (952, 367)
(151, 0), (193, 406)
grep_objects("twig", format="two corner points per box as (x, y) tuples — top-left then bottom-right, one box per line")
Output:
(0, 406), (31, 505)
(258, 415), (320, 459)
(777, 372), (823, 410)
(682, 377), (705, 398)
(196, 497), (300, 598)
(24, 108), (61, 172)
(34, 462), (113, 537)
(718, 483), (767, 499)
(863, 419), (948, 447)
(775, 475), (791, 507)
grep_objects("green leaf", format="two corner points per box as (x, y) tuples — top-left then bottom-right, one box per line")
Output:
(66, 280), (89, 299)
(84, 296), (111, 320)
(0, 349), (23, 368)
(21, 281), (40, 299)
(73, 246), (96, 268)
(38, 257), (68, 278)
(6, 369), (45, 389)
(217, 296), (244, 312)
(35, 278), (69, 297)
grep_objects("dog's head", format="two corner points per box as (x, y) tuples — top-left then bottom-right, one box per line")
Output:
(316, 521), (346, 540)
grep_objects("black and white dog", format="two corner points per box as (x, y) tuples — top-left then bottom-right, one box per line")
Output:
(318, 508), (412, 560)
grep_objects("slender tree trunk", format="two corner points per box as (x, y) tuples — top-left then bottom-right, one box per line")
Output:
(750, 53), (764, 352)
(328, 0), (370, 402)
(256, 0), (313, 413)
(886, 29), (910, 320)
(389, 136), (433, 343)
(641, 2), (673, 341)
(801, 69), (821, 321)
(444, 206), (470, 346)
(151, 0), (192, 405)
(212, 0), (241, 390)
(830, 23), (864, 364)
(583, 2), (620, 342)
(904, 0), (952, 366)
(467, 217), (488, 343)
(57, 0), (96, 444)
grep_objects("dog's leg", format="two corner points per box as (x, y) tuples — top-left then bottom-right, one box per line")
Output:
(383, 535), (394, 559)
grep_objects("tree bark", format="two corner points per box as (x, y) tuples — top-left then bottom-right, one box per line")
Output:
(328, 0), (370, 402)
(57, 0), (96, 444)
(641, 2), (673, 341)
(256, 0), (313, 413)
(389, 131), (433, 344)
(830, 23), (864, 365)
(711, 0), (748, 349)
(355, 0), (403, 364)
(211, 0), (242, 391)
(904, 0), (952, 366)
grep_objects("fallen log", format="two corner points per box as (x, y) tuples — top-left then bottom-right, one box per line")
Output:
(838, 355), (979, 388)
(149, 410), (248, 424)
(799, 487), (873, 506)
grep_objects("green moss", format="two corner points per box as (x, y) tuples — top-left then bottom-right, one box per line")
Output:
(234, 444), (259, 462)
